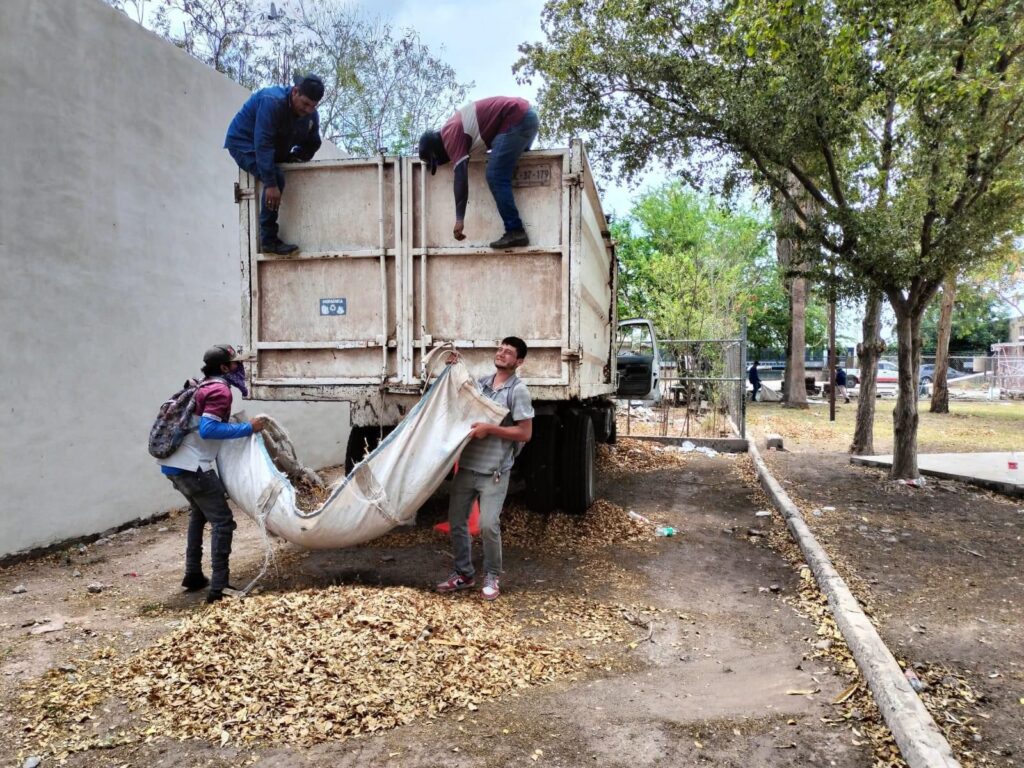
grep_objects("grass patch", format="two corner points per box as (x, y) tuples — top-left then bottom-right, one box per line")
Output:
(748, 399), (1024, 453)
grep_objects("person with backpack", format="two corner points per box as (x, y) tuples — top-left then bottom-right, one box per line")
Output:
(436, 337), (533, 601)
(156, 345), (265, 603)
(748, 360), (762, 402)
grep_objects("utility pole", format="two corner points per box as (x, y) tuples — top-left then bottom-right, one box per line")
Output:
(828, 276), (836, 422)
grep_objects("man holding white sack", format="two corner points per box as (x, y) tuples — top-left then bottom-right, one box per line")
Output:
(437, 337), (534, 600)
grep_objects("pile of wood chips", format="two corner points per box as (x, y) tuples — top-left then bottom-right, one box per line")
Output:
(17, 586), (645, 756)
(292, 477), (332, 512)
(503, 499), (655, 553)
(597, 438), (692, 476)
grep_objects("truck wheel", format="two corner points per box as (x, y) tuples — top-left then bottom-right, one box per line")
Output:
(559, 411), (595, 515)
(345, 426), (387, 474)
(523, 415), (558, 514)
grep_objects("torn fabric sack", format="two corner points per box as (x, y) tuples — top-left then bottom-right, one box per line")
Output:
(215, 358), (507, 550)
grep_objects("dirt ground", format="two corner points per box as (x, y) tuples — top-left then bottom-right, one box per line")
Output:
(759, 449), (1024, 768)
(0, 443), (877, 767)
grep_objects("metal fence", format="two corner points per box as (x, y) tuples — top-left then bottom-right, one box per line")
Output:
(620, 321), (748, 439)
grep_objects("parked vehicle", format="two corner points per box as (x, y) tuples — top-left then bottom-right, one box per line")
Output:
(919, 364), (968, 385)
(235, 141), (655, 515)
(616, 318), (662, 403)
(847, 360), (898, 391)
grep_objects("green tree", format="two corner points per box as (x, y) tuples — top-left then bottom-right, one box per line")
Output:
(612, 183), (771, 341)
(744, 261), (827, 354)
(518, 0), (1024, 478)
(921, 282), (1012, 354)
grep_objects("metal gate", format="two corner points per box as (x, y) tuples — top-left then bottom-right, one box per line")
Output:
(620, 321), (747, 439)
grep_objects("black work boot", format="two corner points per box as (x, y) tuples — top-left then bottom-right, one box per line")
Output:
(206, 584), (239, 604)
(181, 573), (209, 592)
(489, 229), (529, 249)
(259, 237), (299, 255)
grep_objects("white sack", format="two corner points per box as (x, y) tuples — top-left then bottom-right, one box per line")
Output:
(216, 360), (507, 549)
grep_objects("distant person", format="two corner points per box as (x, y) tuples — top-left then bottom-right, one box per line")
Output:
(835, 365), (850, 403)
(158, 345), (265, 603)
(224, 73), (325, 255)
(417, 97), (539, 249)
(437, 337), (534, 601)
(748, 360), (762, 401)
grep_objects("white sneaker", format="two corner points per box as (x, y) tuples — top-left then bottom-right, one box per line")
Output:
(481, 574), (500, 601)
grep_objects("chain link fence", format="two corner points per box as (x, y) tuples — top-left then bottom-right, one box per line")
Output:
(619, 321), (747, 439)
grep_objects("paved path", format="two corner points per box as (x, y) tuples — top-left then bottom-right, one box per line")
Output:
(852, 451), (1024, 496)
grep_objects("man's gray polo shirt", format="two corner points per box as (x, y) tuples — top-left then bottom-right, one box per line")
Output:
(458, 373), (534, 475)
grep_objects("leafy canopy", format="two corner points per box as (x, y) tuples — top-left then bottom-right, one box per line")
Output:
(518, 0), (1024, 312)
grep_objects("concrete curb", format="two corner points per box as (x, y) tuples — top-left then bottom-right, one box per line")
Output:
(748, 439), (961, 768)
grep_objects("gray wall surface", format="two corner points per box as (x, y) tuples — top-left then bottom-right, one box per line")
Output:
(0, 0), (350, 557)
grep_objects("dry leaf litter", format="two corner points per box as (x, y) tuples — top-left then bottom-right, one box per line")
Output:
(15, 440), (689, 760)
(734, 455), (994, 767)
(16, 585), (657, 758)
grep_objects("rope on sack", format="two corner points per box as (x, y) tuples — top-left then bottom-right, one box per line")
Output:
(236, 414), (327, 597)
(420, 342), (459, 393)
(236, 474), (287, 597)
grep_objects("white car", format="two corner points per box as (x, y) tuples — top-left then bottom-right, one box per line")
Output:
(847, 360), (899, 393)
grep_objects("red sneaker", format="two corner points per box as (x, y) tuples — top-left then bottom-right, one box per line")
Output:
(436, 572), (475, 593)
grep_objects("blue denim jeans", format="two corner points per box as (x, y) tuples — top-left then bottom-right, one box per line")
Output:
(485, 107), (539, 233)
(448, 468), (511, 578)
(168, 470), (237, 591)
(228, 148), (286, 245)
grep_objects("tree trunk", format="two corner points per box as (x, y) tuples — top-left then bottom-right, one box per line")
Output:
(929, 276), (957, 414)
(890, 302), (923, 479)
(776, 174), (809, 409)
(850, 292), (883, 455)
(784, 276), (809, 408)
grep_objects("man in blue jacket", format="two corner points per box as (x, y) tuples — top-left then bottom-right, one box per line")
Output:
(224, 74), (325, 255)
(158, 345), (265, 603)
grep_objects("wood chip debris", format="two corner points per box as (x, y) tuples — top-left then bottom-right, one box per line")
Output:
(15, 586), (654, 756)
(596, 438), (693, 476)
(292, 476), (331, 512)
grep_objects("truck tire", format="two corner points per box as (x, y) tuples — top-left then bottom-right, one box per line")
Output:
(522, 415), (558, 514)
(345, 426), (389, 474)
(559, 410), (595, 515)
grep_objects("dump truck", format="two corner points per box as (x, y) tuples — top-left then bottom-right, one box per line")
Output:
(235, 140), (655, 514)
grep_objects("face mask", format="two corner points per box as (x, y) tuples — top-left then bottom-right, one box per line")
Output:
(222, 363), (249, 398)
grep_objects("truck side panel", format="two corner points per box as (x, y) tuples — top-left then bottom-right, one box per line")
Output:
(409, 150), (571, 388)
(240, 142), (616, 407)
(577, 153), (616, 400)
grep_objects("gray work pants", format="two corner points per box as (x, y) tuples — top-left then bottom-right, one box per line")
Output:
(448, 468), (510, 578)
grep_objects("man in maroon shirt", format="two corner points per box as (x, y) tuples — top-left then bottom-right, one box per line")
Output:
(418, 97), (539, 249)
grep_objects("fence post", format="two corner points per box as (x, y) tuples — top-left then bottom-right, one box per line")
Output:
(739, 317), (748, 438)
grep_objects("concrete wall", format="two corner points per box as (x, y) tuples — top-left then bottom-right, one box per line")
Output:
(0, 0), (350, 557)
